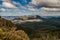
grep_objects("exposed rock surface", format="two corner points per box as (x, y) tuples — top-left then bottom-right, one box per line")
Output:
(0, 17), (30, 40)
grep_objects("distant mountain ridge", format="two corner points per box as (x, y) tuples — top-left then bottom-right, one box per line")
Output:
(2, 15), (60, 20)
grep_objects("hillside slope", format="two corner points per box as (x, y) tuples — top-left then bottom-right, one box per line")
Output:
(0, 17), (30, 40)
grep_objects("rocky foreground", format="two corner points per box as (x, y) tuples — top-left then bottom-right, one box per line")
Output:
(0, 17), (30, 40)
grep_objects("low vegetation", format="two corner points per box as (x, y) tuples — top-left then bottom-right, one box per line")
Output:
(0, 16), (60, 40)
(15, 18), (60, 40)
(0, 17), (30, 40)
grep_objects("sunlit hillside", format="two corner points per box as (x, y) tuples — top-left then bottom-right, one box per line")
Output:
(0, 16), (30, 40)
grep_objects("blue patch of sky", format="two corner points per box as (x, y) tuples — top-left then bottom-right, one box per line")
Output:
(12, 0), (31, 5)
(0, 1), (3, 8)
(0, 0), (2, 4)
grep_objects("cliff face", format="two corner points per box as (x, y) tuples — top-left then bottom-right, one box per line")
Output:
(0, 17), (30, 40)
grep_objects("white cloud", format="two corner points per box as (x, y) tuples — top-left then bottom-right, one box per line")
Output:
(12, 1), (18, 4)
(0, 8), (6, 12)
(28, 7), (36, 11)
(2, 2), (17, 8)
(41, 7), (60, 12)
(32, 0), (60, 12)
(2, 0), (17, 8)
(32, 0), (60, 7)
(2, 0), (11, 2)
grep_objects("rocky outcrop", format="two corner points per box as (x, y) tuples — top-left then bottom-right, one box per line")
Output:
(3, 30), (30, 40)
(0, 17), (16, 30)
(0, 17), (30, 40)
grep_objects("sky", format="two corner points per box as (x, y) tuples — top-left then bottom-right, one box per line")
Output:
(0, 0), (60, 16)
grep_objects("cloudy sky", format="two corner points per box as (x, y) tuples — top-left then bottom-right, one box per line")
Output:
(0, 0), (60, 16)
